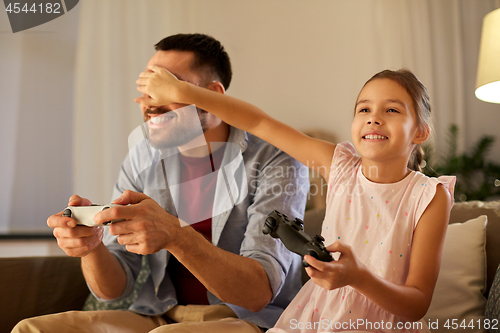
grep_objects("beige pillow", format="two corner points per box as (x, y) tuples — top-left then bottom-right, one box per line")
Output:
(425, 215), (488, 333)
(450, 200), (500, 293)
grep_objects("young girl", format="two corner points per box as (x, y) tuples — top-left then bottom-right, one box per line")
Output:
(135, 66), (455, 333)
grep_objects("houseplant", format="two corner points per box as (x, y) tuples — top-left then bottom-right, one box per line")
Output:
(422, 124), (500, 201)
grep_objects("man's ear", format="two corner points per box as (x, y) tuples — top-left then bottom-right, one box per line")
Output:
(413, 125), (430, 144)
(206, 81), (225, 94)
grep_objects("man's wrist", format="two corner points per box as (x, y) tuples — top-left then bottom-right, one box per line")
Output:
(165, 223), (196, 254)
(165, 226), (208, 257)
(82, 241), (107, 260)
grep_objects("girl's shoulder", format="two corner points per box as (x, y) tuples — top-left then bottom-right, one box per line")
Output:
(410, 172), (456, 202)
(333, 141), (357, 159)
(409, 172), (456, 225)
(328, 141), (361, 184)
(330, 141), (360, 169)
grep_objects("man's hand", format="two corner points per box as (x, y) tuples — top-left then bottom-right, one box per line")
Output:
(96, 190), (183, 255)
(135, 65), (183, 107)
(47, 195), (104, 257)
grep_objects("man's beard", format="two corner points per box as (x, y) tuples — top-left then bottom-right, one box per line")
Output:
(145, 106), (209, 149)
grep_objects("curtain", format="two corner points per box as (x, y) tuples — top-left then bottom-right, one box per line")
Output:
(72, 0), (500, 206)
(0, 5), (78, 233)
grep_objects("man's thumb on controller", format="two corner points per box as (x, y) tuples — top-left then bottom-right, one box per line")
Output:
(113, 190), (149, 205)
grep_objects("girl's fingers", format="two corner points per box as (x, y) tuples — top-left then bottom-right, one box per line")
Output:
(147, 64), (173, 76)
(137, 85), (148, 95)
(304, 254), (330, 271)
(147, 65), (179, 81)
(325, 240), (351, 255)
(139, 70), (154, 78)
(147, 64), (162, 72)
(134, 95), (154, 106)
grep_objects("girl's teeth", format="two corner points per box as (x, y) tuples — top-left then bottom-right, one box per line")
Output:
(364, 135), (387, 139)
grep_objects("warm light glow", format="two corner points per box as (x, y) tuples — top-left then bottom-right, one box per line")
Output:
(476, 81), (500, 103)
(475, 8), (500, 104)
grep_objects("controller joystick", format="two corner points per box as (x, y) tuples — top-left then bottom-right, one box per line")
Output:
(63, 204), (125, 227)
(262, 210), (333, 267)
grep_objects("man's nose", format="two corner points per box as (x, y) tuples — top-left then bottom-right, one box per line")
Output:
(141, 93), (158, 110)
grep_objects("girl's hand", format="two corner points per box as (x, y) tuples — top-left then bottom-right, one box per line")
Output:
(134, 65), (183, 106)
(304, 241), (366, 290)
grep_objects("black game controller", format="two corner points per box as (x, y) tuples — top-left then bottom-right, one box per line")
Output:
(262, 210), (333, 267)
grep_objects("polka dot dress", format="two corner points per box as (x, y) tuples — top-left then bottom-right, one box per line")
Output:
(270, 142), (455, 333)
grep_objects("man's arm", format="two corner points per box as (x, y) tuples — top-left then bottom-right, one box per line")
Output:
(100, 190), (273, 312)
(81, 243), (128, 300)
(171, 226), (273, 312)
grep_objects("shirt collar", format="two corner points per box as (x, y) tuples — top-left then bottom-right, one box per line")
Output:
(227, 126), (248, 153)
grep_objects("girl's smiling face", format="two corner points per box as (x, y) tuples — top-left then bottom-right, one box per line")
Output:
(351, 78), (426, 171)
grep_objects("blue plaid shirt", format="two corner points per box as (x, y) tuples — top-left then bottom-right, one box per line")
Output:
(94, 127), (309, 329)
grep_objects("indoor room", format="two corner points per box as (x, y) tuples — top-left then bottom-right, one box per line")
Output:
(1, 1), (500, 332)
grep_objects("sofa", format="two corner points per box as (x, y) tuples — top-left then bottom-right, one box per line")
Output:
(1, 200), (499, 333)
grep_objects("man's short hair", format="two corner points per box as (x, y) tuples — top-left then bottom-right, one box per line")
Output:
(155, 33), (232, 90)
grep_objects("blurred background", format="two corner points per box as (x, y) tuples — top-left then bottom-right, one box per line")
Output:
(1, 0), (499, 235)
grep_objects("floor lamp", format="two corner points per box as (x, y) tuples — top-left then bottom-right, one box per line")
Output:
(476, 8), (500, 104)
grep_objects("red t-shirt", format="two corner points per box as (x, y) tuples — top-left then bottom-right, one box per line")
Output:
(167, 147), (224, 305)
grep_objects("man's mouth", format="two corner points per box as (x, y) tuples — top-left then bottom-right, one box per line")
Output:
(148, 113), (176, 125)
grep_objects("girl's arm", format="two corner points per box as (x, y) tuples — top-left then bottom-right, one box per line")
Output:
(135, 65), (336, 181)
(305, 184), (451, 322)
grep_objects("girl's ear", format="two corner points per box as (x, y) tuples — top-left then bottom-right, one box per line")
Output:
(413, 125), (430, 145)
(206, 81), (225, 94)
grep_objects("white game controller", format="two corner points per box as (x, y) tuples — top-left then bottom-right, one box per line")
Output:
(62, 204), (125, 227)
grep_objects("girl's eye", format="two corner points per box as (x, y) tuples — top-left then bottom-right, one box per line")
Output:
(387, 108), (399, 113)
(358, 108), (369, 113)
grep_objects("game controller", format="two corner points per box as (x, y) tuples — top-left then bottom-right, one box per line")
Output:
(263, 210), (333, 267)
(62, 204), (125, 227)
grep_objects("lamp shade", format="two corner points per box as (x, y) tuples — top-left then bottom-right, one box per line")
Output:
(475, 8), (500, 104)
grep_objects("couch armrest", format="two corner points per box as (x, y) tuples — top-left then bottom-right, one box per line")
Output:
(0, 256), (89, 332)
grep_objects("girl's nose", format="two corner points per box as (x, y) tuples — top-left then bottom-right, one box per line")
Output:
(367, 111), (383, 125)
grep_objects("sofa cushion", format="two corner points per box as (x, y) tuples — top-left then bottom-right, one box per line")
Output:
(449, 200), (500, 295)
(0, 256), (89, 333)
(425, 215), (487, 333)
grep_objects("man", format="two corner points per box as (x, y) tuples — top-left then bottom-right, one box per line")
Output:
(14, 34), (308, 333)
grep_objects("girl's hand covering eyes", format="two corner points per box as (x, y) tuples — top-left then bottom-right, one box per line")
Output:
(134, 65), (183, 107)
